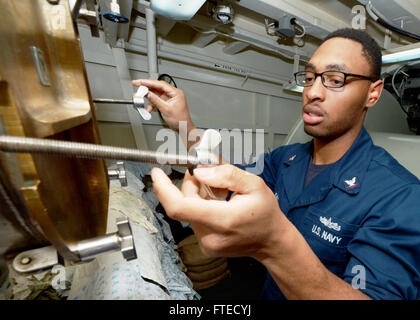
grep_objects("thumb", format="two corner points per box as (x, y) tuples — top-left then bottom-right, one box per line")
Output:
(192, 164), (260, 194)
(151, 167), (184, 203)
(151, 167), (235, 227)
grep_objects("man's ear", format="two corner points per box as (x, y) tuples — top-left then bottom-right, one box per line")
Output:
(366, 79), (384, 109)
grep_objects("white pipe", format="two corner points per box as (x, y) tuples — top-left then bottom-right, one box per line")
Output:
(145, 7), (159, 79)
(111, 47), (150, 149)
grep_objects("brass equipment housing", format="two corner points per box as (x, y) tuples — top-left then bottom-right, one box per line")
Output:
(0, 0), (109, 261)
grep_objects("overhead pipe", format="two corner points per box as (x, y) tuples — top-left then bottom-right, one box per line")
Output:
(145, 7), (159, 79)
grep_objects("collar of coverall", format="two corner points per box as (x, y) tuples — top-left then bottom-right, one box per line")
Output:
(283, 127), (374, 195)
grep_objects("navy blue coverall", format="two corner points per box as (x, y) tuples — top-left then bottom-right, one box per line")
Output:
(240, 127), (420, 299)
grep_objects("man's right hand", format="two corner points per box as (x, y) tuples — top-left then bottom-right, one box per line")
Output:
(132, 79), (195, 133)
(151, 164), (289, 260)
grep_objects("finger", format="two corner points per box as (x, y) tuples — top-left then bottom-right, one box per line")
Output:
(211, 187), (229, 200)
(181, 170), (201, 198)
(192, 164), (261, 194)
(132, 79), (177, 98)
(182, 166), (227, 200)
(151, 167), (237, 229)
(146, 104), (154, 113)
(151, 167), (184, 202)
(192, 165), (228, 200)
(147, 91), (171, 113)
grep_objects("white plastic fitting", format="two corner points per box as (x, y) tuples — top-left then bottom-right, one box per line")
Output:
(133, 85), (151, 121)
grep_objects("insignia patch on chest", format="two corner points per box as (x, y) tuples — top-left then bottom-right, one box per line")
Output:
(319, 216), (341, 231)
(344, 176), (358, 189)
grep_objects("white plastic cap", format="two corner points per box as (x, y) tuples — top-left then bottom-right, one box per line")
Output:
(194, 129), (222, 164)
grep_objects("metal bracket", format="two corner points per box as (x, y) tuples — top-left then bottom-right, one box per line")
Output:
(12, 218), (137, 272)
(108, 161), (127, 186)
(12, 246), (58, 273)
(75, 217), (137, 261)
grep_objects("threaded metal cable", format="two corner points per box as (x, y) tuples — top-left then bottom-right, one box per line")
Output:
(0, 135), (199, 167)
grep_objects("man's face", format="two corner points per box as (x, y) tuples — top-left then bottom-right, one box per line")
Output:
(302, 37), (373, 141)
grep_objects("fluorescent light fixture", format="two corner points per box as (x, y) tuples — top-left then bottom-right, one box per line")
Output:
(283, 82), (303, 93)
(382, 47), (420, 64)
(150, 0), (207, 20)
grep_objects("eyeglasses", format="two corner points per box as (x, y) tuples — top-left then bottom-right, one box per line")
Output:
(294, 70), (373, 88)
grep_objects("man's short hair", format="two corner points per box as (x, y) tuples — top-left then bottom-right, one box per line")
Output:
(323, 28), (382, 81)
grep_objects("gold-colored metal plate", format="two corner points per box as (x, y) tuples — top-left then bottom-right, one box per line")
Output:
(0, 0), (109, 261)
(0, 0), (93, 137)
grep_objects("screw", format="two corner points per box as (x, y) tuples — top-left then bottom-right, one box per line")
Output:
(20, 257), (31, 265)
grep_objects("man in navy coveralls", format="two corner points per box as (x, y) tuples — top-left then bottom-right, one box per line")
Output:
(134, 28), (420, 299)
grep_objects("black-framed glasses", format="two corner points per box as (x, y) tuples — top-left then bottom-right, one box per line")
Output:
(294, 70), (373, 88)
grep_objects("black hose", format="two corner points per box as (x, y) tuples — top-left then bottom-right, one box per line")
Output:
(376, 17), (420, 41)
(158, 74), (178, 88)
(366, 3), (420, 41)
